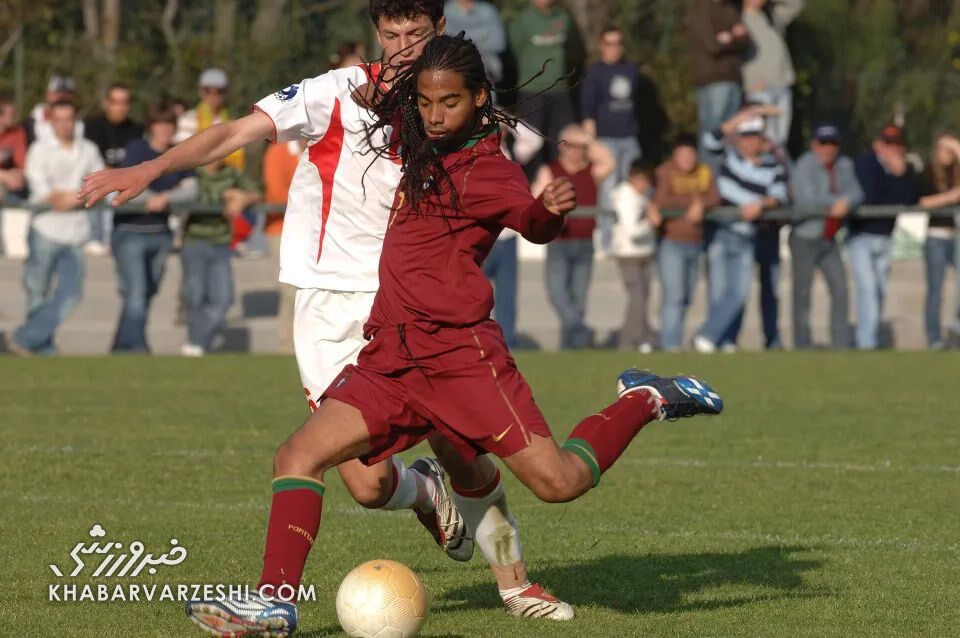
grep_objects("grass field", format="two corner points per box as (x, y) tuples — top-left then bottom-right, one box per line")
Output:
(3, 353), (960, 637)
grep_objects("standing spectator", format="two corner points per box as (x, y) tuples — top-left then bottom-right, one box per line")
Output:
(5, 101), (103, 356)
(695, 107), (788, 353)
(741, 0), (805, 148)
(263, 140), (305, 354)
(850, 125), (919, 350)
(610, 161), (661, 352)
(25, 74), (84, 145)
(444, 0), (507, 84)
(654, 134), (721, 351)
(331, 42), (367, 69)
(917, 134), (960, 349)
(532, 124), (615, 349)
(0, 96), (27, 199)
(747, 134), (791, 350)
(0, 97), (26, 259)
(175, 68), (244, 171)
(789, 123), (862, 350)
(85, 83), (144, 169)
(84, 83), (145, 257)
(582, 26), (641, 253)
(509, 0), (577, 170)
(180, 159), (260, 356)
(687, 0), (750, 151)
(110, 101), (198, 353)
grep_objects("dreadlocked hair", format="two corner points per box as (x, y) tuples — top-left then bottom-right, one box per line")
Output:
(364, 33), (518, 214)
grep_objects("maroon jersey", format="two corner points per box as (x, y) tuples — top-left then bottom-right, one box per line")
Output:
(368, 132), (563, 331)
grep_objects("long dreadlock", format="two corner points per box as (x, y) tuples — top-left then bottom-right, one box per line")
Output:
(364, 34), (519, 214)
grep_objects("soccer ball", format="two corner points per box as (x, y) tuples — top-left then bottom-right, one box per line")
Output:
(335, 559), (428, 638)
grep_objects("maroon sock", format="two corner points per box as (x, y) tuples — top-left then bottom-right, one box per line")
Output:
(563, 390), (659, 487)
(257, 476), (325, 594)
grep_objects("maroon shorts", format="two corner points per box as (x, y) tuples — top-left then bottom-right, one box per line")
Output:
(324, 320), (553, 465)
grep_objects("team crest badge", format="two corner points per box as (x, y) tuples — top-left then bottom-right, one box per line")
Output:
(274, 84), (300, 102)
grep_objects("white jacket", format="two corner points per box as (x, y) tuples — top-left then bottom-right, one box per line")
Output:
(610, 181), (656, 258)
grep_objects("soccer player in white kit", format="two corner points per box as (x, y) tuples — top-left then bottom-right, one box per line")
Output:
(79, 2), (573, 634)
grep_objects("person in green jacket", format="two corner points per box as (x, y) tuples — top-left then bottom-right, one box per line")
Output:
(508, 0), (578, 170)
(179, 159), (261, 356)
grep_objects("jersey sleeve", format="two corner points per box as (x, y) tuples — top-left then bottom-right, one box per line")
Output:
(254, 73), (339, 143)
(462, 156), (564, 244)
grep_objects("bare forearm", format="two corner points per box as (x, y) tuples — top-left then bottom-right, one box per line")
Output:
(152, 123), (243, 175)
(151, 112), (273, 178)
(582, 119), (598, 139)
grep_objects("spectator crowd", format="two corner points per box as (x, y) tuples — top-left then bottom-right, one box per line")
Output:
(2, 0), (959, 356)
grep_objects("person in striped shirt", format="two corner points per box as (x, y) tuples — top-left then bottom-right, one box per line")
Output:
(694, 105), (789, 353)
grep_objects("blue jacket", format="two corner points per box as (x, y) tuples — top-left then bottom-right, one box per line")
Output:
(790, 151), (864, 240)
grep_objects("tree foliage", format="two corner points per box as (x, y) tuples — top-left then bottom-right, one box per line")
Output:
(3, 0), (959, 158)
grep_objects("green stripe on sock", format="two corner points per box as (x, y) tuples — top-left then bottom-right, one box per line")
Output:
(272, 477), (326, 497)
(563, 438), (602, 487)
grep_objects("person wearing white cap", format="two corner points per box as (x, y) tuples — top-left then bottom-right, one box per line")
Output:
(175, 68), (244, 170)
(695, 104), (789, 353)
(26, 74), (84, 146)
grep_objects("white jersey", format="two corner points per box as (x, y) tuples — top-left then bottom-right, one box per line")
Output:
(255, 64), (402, 292)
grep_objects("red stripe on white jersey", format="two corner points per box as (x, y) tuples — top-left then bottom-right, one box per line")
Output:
(308, 98), (345, 263)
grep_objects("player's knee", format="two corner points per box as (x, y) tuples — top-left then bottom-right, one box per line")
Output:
(273, 439), (332, 477)
(343, 478), (390, 509)
(433, 445), (495, 490)
(526, 471), (578, 504)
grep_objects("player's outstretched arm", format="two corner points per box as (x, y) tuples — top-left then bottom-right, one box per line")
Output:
(508, 177), (576, 245)
(77, 110), (276, 208)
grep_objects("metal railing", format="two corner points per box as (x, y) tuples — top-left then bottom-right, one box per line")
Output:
(2, 198), (959, 221)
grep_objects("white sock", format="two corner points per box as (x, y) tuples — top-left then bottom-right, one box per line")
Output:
(452, 471), (523, 568)
(380, 458), (436, 513)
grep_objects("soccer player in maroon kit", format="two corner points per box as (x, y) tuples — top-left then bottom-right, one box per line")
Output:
(183, 34), (724, 636)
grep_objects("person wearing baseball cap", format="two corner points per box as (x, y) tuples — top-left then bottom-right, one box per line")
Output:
(789, 122), (863, 350)
(175, 67), (244, 170)
(26, 73), (83, 146)
(694, 103), (789, 353)
(849, 123), (920, 350)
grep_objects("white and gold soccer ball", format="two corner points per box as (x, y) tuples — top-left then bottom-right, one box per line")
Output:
(335, 559), (428, 638)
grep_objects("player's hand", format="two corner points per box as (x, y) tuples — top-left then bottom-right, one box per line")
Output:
(741, 201), (764, 221)
(77, 163), (159, 208)
(829, 198), (850, 219)
(748, 104), (783, 118)
(145, 194), (169, 213)
(542, 177), (577, 216)
(685, 199), (705, 223)
(646, 203), (663, 227)
(50, 191), (78, 211)
(223, 199), (245, 220)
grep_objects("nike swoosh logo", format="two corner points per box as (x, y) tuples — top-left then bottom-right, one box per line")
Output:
(492, 424), (514, 443)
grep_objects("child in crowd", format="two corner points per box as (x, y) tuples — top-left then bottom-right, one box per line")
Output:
(179, 159), (260, 356)
(610, 161), (661, 353)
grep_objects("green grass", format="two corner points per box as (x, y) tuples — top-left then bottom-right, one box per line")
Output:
(3, 353), (960, 637)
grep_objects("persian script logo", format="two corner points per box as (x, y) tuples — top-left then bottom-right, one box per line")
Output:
(49, 524), (187, 578)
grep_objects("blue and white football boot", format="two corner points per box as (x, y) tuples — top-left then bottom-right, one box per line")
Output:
(187, 590), (297, 637)
(617, 369), (724, 420)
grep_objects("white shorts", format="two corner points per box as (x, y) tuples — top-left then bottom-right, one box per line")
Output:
(294, 288), (377, 409)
